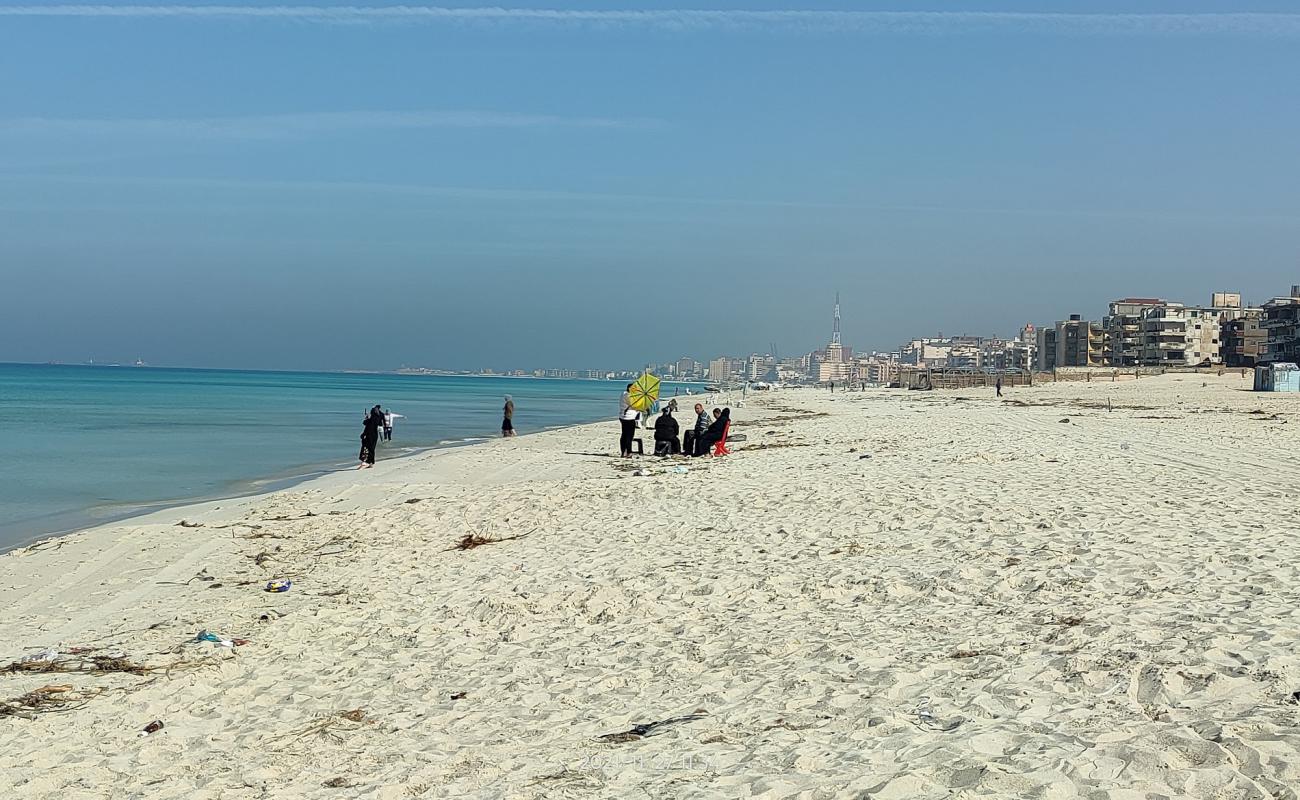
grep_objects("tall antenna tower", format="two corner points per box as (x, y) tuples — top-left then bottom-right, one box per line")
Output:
(831, 292), (841, 345)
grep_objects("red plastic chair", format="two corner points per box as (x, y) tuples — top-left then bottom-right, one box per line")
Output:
(713, 421), (731, 456)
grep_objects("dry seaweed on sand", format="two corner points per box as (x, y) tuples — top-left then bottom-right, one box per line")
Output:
(595, 711), (709, 744)
(270, 708), (373, 746)
(448, 526), (535, 551)
(3, 654), (214, 677)
(451, 533), (525, 551)
(0, 685), (102, 719)
(741, 440), (810, 451)
(18, 538), (67, 555)
(236, 528), (287, 540)
(260, 512), (317, 522)
(247, 549), (276, 569)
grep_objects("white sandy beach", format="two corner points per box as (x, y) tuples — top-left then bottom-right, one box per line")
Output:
(2, 372), (1299, 799)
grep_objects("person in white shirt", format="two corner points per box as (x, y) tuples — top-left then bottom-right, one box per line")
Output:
(382, 409), (404, 441)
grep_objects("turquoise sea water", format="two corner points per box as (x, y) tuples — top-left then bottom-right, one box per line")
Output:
(0, 364), (694, 551)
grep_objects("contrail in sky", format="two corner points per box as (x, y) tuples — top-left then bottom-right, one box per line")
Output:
(0, 6), (1298, 36)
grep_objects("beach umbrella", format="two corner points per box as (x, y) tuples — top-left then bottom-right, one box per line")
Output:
(627, 372), (661, 413)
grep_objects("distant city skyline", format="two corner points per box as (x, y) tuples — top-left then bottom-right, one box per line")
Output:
(2, 2), (1298, 371)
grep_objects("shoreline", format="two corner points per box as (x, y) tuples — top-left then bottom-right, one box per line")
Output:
(0, 366), (712, 551)
(1, 388), (723, 556)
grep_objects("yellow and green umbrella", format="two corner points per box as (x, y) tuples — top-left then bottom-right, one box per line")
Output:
(627, 372), (661, 413)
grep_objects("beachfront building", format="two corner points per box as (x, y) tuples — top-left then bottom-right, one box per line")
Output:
(1261, 288), (1300, 365)
(776, 358), (808, 384)
(818, 354), (851, 383)
(1221, 312), (1266, 367)
(1042, 315), (1105, 368)
(1035, 327), (1057, 371)
(1009, 324), (1037, 371)
(900, 338), (952, 368)
(1103, 298), (1165, 367)
(946, 337), (984, 370)
(707, 357), (747, 383)
(675, 357), (700, 381)
(747, 354), (777, 382)
(1138, 304), (1222, 366)
(850, 353), (900, 384)
(1139, 304), (1194, 366)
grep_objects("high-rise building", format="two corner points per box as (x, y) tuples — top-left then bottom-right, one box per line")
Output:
(818, 294), (851, 382)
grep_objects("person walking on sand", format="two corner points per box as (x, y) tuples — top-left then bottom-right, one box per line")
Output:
(995, 376), (1003, 398)
(502, 395), (516, 437)
(358, 405), (384, 469)
(618, 383), (640, 457)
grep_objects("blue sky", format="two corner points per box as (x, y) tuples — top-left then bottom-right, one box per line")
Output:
(1, 1), (1298, 370)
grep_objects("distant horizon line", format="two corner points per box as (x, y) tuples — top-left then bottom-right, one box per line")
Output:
(1, 6), (1299, 37)
(0, 360), (711, 378)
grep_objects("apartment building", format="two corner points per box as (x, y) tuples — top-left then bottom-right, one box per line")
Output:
(1221, 312), (1266, 367)
(1055, 315), (1105, 367)
(1035, 327), (1058, 371)
(1139, 304), (1221, 366)
(1261, 287), (1300, 365)
(1103, 298), (1165, 367)
(747, 354), (777, 381)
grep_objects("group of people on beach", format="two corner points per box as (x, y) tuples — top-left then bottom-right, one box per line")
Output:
(355, 388), (728, 469)
(619, 384), (730, 458)
(357, 406), (403, 469)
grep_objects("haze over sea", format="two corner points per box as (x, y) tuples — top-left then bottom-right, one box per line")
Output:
(0, 363), (691, 551)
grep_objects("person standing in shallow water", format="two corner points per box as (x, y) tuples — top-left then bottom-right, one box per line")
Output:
(358, 405), (384, 469)
(502, 395), (515, 437)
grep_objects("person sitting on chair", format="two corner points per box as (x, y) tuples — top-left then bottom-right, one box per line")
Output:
(693, 407), (730, 456)
(653, 407), (680, 455)
(682, 402), (709, 456)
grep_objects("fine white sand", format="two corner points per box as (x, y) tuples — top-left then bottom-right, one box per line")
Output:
(2, 373), (1299, 799)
